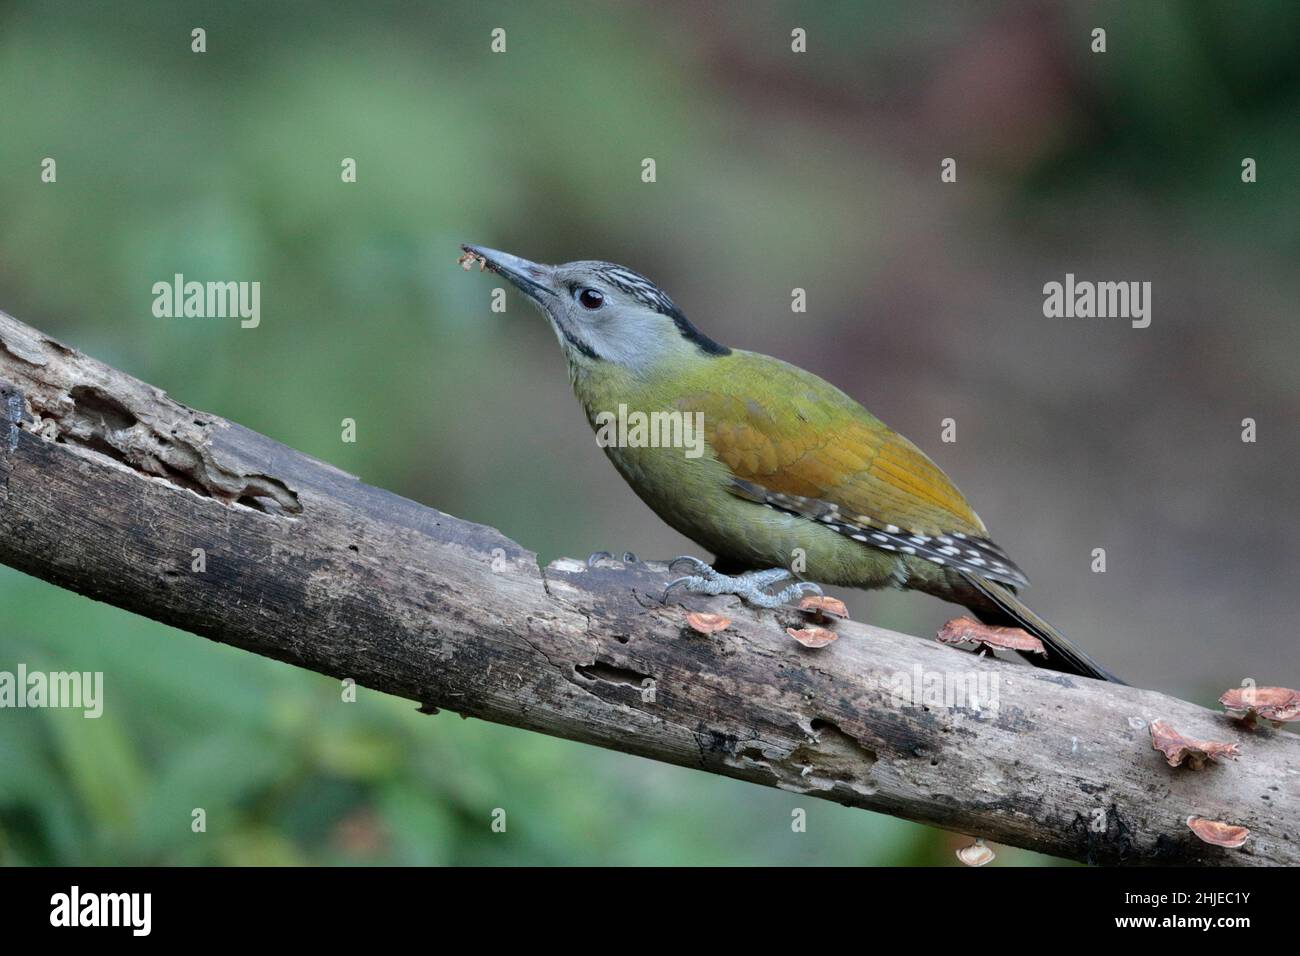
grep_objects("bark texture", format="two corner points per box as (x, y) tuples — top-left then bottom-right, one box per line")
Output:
(1, 308), (1295, 866)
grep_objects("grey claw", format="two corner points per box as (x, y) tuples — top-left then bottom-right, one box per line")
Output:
(587, 551), (613, 568)
(662, 575), (695, 603)
(669, 555), (711, 574)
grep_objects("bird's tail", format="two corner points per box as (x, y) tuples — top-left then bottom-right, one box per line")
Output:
(960, 574), (1126, 684)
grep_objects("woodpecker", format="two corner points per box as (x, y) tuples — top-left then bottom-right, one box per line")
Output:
(460, 244), (1123, 683)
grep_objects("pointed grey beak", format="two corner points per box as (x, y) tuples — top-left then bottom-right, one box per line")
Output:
(461, 244), (558, 304)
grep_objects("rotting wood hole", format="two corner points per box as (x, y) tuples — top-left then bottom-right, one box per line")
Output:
(575, 660), (653, 687)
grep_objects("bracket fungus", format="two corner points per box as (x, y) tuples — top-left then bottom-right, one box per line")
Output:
(685, 611), (732, 635)
(1220, 686), (1300, 730)
(1149, 720), (1241, 769)
(956, 838), (996, 867)
(797, 594), (849, 624)
(936, 617), (1046, 657)
(786, 625), (838, 648)
(1186, 816), (1250, 849)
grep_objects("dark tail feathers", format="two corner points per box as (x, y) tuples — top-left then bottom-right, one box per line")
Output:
(961, 574), (1126, 684)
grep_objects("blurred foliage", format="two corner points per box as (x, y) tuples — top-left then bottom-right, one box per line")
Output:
(1, 0), (1296, 864)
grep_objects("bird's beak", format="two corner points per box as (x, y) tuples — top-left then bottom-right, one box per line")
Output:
(461, 244), (558, 304)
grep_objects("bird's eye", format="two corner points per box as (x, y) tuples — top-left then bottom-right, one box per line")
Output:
(577, 288), (605, 310)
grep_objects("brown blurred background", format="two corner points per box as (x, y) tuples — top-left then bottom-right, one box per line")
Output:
(0, 0), (1296, 865)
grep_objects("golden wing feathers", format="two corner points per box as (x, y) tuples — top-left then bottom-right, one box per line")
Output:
(674, 355), (1028, 587)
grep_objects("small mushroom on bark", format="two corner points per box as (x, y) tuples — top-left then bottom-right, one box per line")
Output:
(956, 838), (996, 867)
(1149, 720), (1240, 769)
(1220, 686), (1300, 730)
(797, 594), (849, 624)
(1186, 816), (1250, 849)
(685, 611), (732, 635)
(937, 617), (1046, 656)
(786, 625), (838, 648)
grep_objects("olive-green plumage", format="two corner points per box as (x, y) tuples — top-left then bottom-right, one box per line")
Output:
(577, 350), (957, 587)
(462, 244), (1122, 682)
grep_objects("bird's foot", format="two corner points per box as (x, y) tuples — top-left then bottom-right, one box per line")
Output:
(663, 556), (822, 609)
(587, 550), (640, 568)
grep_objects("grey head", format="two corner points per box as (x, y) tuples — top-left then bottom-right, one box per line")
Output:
(461, 244), (729, 369)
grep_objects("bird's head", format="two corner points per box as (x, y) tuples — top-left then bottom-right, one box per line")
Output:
(461, 244), (729, 371)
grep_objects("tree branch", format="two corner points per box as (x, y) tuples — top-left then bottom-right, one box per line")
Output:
(1, 308), (1294, 866)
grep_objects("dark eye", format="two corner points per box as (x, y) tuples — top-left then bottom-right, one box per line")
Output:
(577, 288), (604, 310)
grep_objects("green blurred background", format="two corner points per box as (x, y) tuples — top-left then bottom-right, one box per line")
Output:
(1, 0), (1297, 865)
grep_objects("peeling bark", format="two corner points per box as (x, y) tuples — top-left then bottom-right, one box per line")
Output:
(1, 308), (1297, 866)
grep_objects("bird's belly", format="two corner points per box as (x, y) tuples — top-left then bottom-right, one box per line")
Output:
(601, 443), (899, 588)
